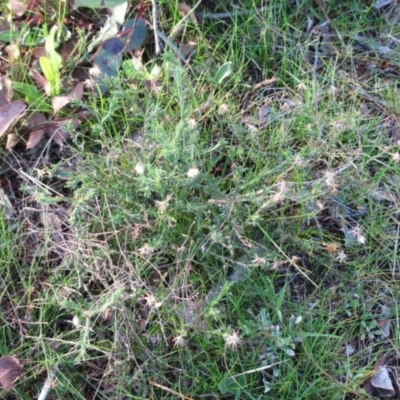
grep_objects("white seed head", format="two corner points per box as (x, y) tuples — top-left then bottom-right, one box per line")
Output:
(253, 255), (266, 266)
(224, 330), (242, 349)
(297, 82), (307, 91)
(392, 153), (400, 163)
(135, 162), (145, 175)
(187, 118), (197, 129)
(293, 154), (307, 168)
(89, 66), (102, 78)
(336, 250), (347, 263)
(324, 171), (336, 188)
(138, 244), (154, 259)
(187, 167), (200, 178)
(349, 225), (366, 245)
(218, 103), (229, 115)
(172, 334), (187, 348)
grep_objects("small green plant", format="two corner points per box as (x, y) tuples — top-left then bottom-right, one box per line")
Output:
(39, 26), (62, 96)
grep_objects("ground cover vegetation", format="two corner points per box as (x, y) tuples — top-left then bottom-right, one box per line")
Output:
(1, 0), (400, 398)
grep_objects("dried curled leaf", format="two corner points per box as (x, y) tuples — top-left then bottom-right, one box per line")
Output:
(0, 75), (13, 107)
(0, 100), (26, 139)
(0, 356), (24, 390)
(52, 82), (85, 114)
(7, 0), (27, 16)
(178, 3), (198, 26)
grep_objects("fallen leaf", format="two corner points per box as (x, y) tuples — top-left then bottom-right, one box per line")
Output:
(44, 118), (80, 146)
(0, 100), (26, 139)
(60, 39), (79, 63)
(25, 111), (47, 126)
(25, 0), (43, 26)
(29, 68), (51, 96)
(6, 133), (19, 150)
(389, 124), (400, 145)
(370, 366), (395, 397)
(0, 356), (24, 390)
(32, 46), (47, 59)
(7, 0), (27, 16)
(378, 319), (391, 339)
(26, 129), (45, 149)
(0, 75), (13, 107)
(180, 41), (197, 57)
(23, 111), (47, 149)
(52, 82), (85, 114)
(372, 0), (394, 9)
(178, 3), (198, 27)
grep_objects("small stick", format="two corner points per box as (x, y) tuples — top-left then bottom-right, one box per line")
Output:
(150, 0), (161, 54)
(251, 77), (277, 92)
(195, 7), (264, 20)
(38, 361), (60, 400)
(231, 360), (286, 378)
(149, 380), (195, 400)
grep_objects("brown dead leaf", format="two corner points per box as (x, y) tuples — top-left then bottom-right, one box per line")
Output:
(0, 100), (26, 139)
(0, 75), (13, 107)
(0, 356), (24, 390)
(180, 41), (197, 58)
(7, 0), (27, 16)
(31, 46), (46, 59)
(389, 124), (400, 145)
(25, 111), (47, 127)
(24, 111), (47, 149)
(60, 39), (80, 63)
(25, 0), (43, 26)
(178, 3), (198, 27)
(44, 118), (80, 146)
(29, 68), (50, 96)
(52, 82), (85, 115)
(6, 133), (19, 150)
(26, 129), (45, 149)
(370, 366), (395, 397)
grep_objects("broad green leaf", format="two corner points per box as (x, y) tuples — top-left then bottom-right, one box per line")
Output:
(39, 56), (60, 96)
(44, 26), (62, 70)
(214, 61), (233, 85)
(39, 26), (62, 96)
(121, 19), (147, 51)
(12, 82), (52, 112)
(0, 31), (20, 43)
(74, 0), (127, 8)
(93, 37), (124, 94)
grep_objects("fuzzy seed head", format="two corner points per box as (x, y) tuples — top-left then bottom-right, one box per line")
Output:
(224, 330), (242, 349)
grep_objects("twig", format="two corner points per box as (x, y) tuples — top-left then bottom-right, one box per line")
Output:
(391, 216), (400, 278)
(194, 7), (264, 20)
(251, 77), (277, 92)
(149, 380), (194, 400)
(150, 0), (161, 55)
(231, 360), (286, 378)
(38, 361), (60, 400)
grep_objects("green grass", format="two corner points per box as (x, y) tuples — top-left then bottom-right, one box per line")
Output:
(1, 0), (400, 398)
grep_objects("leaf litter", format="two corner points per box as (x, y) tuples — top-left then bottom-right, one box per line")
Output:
(0, 356), (24, 390)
